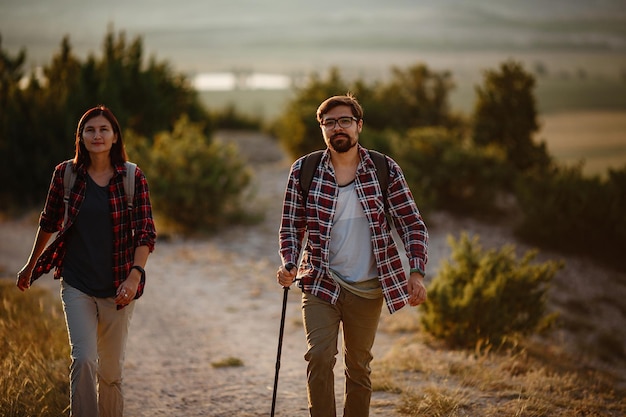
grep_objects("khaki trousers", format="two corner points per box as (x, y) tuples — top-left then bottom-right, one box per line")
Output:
(302, 290), (383, 417)
(61, 280), (135, 417)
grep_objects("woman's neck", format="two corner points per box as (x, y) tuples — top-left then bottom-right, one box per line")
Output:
(88, 154), (112, 173)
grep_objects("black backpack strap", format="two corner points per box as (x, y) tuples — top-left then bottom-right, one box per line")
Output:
(299, 150), (324, 204)
(369, 150), (392, 230)
(368, 150), (389, 207)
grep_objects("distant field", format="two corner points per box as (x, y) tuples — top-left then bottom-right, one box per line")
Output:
(450, 75), (626, 114)
(540, 111), (626, 177)
(200, 89), (294, 121)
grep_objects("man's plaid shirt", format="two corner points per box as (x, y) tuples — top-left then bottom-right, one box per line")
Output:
(31, 160), (156, 302)
(279, 145), (428, 314)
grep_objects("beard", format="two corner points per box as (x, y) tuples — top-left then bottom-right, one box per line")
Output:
(329, 133), (357, 153)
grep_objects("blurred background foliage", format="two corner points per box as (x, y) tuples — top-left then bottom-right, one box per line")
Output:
(125, 116), (252, 233)
(1, 29), (625, 270)
(271, 60), (625, 272)
(0, 30), (251, 232)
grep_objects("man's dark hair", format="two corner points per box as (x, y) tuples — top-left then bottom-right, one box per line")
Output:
(316, 93), (364, 122)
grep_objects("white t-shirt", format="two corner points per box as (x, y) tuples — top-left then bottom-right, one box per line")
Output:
(329, 181), (378, 283)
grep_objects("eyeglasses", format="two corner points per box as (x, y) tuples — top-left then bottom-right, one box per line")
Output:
(320, 116), (358, 130)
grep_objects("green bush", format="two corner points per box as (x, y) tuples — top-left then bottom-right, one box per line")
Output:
(390, 127), (513, 217)
(358, 128), (396, 158)
(421, 233), (563, 349)
(515, 164), (626, 271)
(363, 63), (459, 132)
(128, 116), (251, 232)
(211, 104), (263, 130)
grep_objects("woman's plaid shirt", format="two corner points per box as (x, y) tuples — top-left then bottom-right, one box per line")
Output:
(279, 146), (428, 314)
(31, 160), (156, 302)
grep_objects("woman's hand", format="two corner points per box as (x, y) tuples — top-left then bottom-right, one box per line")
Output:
(16, 265), (33, 291)
(115, 268), (141, 305)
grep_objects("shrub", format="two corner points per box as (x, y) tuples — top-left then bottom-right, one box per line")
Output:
(390, 127), (513, 217)
(358, 128), (396, 156)
(211, 357), (244, 368)
(364, 63), (459, 132)
(515, 164), (626, 271)
(128, 116), (251, 232)
(421, 233), (563, 349)
(211, 104), (262, 130)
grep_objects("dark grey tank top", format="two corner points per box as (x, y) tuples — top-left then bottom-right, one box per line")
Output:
(63, 174), (115, 298)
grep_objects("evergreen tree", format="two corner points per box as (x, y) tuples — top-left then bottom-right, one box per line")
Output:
(472, 60), (551, 172)
(0, 29), (211, 208)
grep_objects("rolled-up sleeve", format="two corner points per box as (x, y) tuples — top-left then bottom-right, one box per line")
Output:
(387, 159), (428, 274)
(39, 162), (68, 233)
(278, 160), (306, 266)
(132, 167), (156, 252)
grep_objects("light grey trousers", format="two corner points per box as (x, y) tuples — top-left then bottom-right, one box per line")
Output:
(61, 280), (135, 417)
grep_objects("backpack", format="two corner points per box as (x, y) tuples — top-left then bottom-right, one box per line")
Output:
(298, 149), (391, 227)
(63, 161), (136, 226)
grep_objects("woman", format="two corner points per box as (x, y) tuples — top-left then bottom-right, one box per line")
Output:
(16, 105), (157, 417)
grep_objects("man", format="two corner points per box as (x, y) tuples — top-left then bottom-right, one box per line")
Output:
(276, 94), (428, 416)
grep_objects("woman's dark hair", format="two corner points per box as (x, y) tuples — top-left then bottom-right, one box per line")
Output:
(73, 105), (127, 167)
(316, 93), (364, 122)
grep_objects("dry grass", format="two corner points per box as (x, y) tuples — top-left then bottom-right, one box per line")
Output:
(0, 280), (69, 417)
(397, 384), (471, 417)
(373, 320), (626, 416)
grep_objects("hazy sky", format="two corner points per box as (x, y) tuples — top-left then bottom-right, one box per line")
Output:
(1, 0), (625, 76)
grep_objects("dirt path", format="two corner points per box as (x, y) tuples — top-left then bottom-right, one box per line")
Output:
(120, 133), (406, 416)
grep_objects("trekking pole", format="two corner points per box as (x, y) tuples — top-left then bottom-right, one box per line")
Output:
(271, 262), (296, 417)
